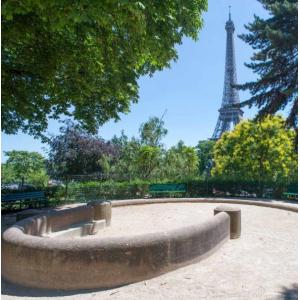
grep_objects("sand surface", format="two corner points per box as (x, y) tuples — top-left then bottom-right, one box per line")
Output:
(91, 203), (214, 238)
(1, 202), (298, 299)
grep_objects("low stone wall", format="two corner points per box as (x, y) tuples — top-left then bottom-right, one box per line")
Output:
(112, 198), (298, 212)
(20, 205), (95, 236)
(2, 201), (230, 290)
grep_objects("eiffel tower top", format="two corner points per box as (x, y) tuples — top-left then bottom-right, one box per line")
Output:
(222, 7), (240, 107)
(226, 6), (234, 32)
(211, 9), (243, 140)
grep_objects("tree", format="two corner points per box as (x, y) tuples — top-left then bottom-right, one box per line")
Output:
(136, 145), (161, 179)
(2, 0), (207, 138)
(237, 0), (298, 131)
(109, 116), (168, 180)
(139, 116), (168, 147)
(111, 134), (141, 180)
(4, 150), (45, 187)
(212, 116), (297, 194)
(196, 140), (215, 176)
(27, 169), (49, 187)
(47, 121), (119, 181)
(1, 163), (17, 184)
(164, 141), (199, 180)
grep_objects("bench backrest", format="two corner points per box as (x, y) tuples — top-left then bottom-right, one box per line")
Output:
(149, 183), (186, 193)
(287, 184), (298, 193)
(2, 191), (46, 202)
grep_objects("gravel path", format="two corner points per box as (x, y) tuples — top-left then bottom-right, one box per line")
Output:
(2, 202), (298, 300)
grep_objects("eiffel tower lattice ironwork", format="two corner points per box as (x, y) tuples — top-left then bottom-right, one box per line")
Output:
(211, 8), (243, 140)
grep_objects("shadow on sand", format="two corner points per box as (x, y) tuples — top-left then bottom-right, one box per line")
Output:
(1, 278), (123, 298)
(280, 283), (298, 300)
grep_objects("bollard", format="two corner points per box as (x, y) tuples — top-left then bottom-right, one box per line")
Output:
(88, 201), (112, 226)
(214, 205), (241, 239)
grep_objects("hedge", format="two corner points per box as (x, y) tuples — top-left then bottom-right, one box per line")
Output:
(41, 179), (297, 206)
(2, 178), (297, 209)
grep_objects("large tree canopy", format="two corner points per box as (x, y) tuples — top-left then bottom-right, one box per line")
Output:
(196, 140), (215, 176)
(165, 141), (199, 180)
(212, 116), (297, 187)
(4, 150), (46, 186)
(2, 0), (207, 138)
(237, 0), (298, 130)
(47, 121), (119, 180)
(139, 116), (168, 147)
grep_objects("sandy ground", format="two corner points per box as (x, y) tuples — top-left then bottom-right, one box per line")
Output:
(1, 202), (298, 300)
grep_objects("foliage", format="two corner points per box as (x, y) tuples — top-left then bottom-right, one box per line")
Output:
(4, 150), (45, 186)
(136, 145), (162, 179)
(1, 163), (17, 183)
(196, 140), (215, 175)
(237, 0), (298, 131)
(46, 177), (297, 204)
(111, 133), (141, 180)
(111, 130), (198, 181)
(164, 141), (199, 180)
(2, 0), (208, 138)
(64, 180), (150, 202)
(139, 116), (168, 147)
(27, 169), (49, 187)
(111, 116), (168, 180)
(47, 120), (119, 180)
(212, 116), (297, 194)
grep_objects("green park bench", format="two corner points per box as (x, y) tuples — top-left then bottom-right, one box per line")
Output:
(149, 183), (187, 197)
(1, 191), (48, 211)
(282, 185), (298, 201)
(282, 192), (298, 201)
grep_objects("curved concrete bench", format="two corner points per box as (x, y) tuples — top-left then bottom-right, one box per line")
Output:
(2, 202), (230, 290)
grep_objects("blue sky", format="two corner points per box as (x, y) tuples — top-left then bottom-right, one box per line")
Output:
(2, 0), (270, 160)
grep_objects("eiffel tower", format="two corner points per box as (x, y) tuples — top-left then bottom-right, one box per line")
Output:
(211, 8), (243, 140)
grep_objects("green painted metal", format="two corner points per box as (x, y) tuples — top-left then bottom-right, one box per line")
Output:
(149, 183), (186, 193)
(282, 192), (298, 200)
(2, 191), (46, 202)
(1, 191), (48, 211)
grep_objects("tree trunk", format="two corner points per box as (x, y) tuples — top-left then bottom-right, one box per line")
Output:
(258, 159), (264, 198)
(65, 177), (69, 201)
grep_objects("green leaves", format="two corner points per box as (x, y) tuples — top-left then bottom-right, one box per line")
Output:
(196, 140), (215, 175)
(2, 0), (208, 138)
(212, 116), (297, 184)
(237, 0), (298, 131)
(4, 150), (46, 185)
(136, 145), (161, 179)
(164, 141), (199, 180)
(139, 116), (168, 147)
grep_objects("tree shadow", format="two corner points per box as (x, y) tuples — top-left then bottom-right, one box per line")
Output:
(280, 283), (298, 300)
(1, 278), (123, 297)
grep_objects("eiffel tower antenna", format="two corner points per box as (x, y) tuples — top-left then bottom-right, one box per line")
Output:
(159, 109), (168, 122)
(211, 9), (243, 140)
